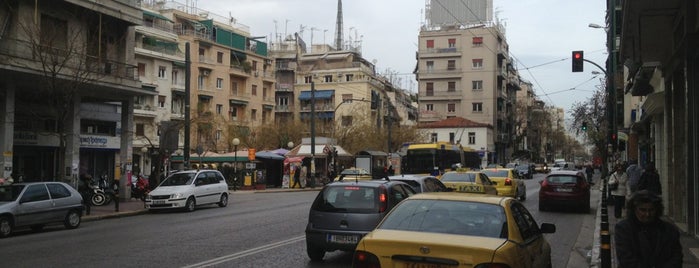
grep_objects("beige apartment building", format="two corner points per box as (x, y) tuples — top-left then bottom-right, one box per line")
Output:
(416, 23), (519, 164)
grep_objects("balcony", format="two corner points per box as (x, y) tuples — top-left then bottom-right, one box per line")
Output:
(419, 68), (463, 79)
(134, 104), (157, 118)
(275, 83), (293, 92)
(418, 47), (462, 59)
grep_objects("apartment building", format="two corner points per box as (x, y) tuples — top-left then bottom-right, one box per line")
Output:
(0, 0), (146, 187)
(416, 23), (518, 164)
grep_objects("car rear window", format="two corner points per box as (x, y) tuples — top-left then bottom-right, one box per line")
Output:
(379, 199), (506, 238)
(482, 170), (508, 177)
(441, 173), (475, 182)
(547, 175), (578, 184)
(312, 185), (378, 213)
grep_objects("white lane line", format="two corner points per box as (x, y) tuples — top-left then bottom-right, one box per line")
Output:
(181, 235), (306, 268)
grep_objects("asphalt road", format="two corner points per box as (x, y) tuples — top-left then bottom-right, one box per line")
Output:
(0, 173), (597, 268)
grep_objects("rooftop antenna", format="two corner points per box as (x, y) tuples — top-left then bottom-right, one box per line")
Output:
(334, 0), (344, 51)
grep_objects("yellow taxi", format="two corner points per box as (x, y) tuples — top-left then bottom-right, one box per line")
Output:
(481, 168), (527, 201)
(439, 170), (498, 195)
(337, 167), (373, 181)
(353, 192), (556, 268)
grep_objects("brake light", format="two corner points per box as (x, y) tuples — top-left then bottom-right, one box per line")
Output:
(504, 178), (512, 186)
(378, 186), (388, 213)
(353, 250), (381, 268)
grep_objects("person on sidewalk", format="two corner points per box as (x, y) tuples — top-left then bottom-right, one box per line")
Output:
(626, 160), (643, 194)
(637, 163), (662, 196)
(609, 164), (629, 219)
(291, 164), (304, 189)
(614, 190), (682, 267)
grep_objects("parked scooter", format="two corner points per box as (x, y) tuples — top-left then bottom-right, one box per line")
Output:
(89, 177), (108, 206)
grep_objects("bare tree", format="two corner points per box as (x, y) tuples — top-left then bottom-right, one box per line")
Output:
(569, 84), (609, 172)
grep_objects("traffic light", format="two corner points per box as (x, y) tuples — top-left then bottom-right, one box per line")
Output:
(572, 50), (584, 72)
(581, 121), (588, 131)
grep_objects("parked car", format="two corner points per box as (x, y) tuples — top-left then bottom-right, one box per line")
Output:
(0, 182), (83, 238)
(305, 178), (416, 261)
(388, 174), (451, 193)
(515, 163), (535, 180)
(440, 171), (498, 195)
(337, 167), (372, 181)
(480, 168), (526, 200)
(353, 192), (556, 268)
(145, 169), (229, 212)
(539, 170), (591, 212)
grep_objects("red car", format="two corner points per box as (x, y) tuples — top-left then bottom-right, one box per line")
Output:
(539, 170), (591, 212)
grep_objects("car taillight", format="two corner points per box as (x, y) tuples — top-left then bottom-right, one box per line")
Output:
(378, 187), (388, 213)
(504, 178), (512, 186)
(353, 250), (381, 268)
(540, 180), (550, 190)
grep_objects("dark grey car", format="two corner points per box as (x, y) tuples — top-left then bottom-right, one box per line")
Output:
(305, 179), (416, 261)
(0, 182), (84, 238)
(388, 174), (451, 193)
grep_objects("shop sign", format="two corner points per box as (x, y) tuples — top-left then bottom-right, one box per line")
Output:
(80, 135), (120, 149)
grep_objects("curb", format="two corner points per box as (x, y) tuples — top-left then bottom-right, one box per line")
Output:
(83, 209), (149, 222)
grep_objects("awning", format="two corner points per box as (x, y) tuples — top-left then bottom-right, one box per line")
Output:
(299, 90), (334, 100)
(198, 94), (213, 100)
(230, 99), (248, 105)
(231, 49), (247, 61)
(255, 151), (285, 160)
(172, 61), (186, 67)
(263, 104), (274, 110)
(143, 10), (173, 23)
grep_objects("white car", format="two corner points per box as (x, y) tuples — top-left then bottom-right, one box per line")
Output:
(145, 169), (229, 212)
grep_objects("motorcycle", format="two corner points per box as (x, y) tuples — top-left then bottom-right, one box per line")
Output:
(91, 174), (115, 206)
(131, 175), (150, 201)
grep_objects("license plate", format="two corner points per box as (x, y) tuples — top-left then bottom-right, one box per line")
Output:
(556, 188), (573, 192)
(153, 200), (165, 204)
(327, 234), (358, 244)
(402, 262), (450, 268)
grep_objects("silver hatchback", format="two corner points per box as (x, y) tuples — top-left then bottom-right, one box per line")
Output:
(0, 182), (84, 238)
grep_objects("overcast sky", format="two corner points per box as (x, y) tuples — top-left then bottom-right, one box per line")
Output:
(194, 0), (607, 117)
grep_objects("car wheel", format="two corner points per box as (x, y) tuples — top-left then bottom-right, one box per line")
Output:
(64, 210), (81, 229)
(30, 224), (45, 231)
(185, 197), (196, 212)
(0, 217), (12, 238)
(306, 243), (325, 262)
(218, 194), (228, 207)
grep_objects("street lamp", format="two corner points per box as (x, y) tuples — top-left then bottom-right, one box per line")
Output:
(232, 138), (240, 187)
(287, 141), (294, 150)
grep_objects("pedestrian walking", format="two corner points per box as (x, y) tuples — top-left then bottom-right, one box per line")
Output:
(614, 190), (683, 267)
(585, 164), (594, 184)
(608, 164), (629, 219)
(626, 160), (643, 194)
(637, 162), (662, 196)
(291, 164), (304, 189)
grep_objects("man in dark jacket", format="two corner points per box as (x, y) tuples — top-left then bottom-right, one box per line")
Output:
(637, 163), (661, 196)
(614, 190), (682, 267)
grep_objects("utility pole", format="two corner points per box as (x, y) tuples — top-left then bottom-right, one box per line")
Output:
(184, 42), (191, 170)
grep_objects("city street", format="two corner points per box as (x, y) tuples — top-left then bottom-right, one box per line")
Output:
(0, 173), (596, 268)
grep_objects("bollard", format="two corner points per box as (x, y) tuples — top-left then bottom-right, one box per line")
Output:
(600, 231), (612, 268)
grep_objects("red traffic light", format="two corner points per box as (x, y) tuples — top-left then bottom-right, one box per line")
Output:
(572, 50), (584, 72)
(574, 52), (582, 59)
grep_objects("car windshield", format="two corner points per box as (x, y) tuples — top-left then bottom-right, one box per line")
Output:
(482, 170), (508, 177)
(379, 199), (506, 238)
(160, 173), (195, 186)
(547, 175), (578, 184)
(311, 185), (378, 213)
(441, 173), (475, 182)
(0, 185), (25, 202)
(515, 165), (530, 171)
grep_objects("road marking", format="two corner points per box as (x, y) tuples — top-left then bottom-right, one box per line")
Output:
(181, 235), (306, 268)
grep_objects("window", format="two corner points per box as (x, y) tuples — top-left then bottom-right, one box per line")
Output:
(449, 132), (455, 143)
(158, 95), (166, 108)
(426, 104), (434, 111)
(20, 184), (50, 203)
(138, 63), (146, 77)
(216, 104), (223, 115)
(426, 82), (434, 96)
(252, 85), (258, 96)
(158, 66), (166, 78)
(430, 133), (438, 143)
(47, 183), (72, 199)
(229, 106), (237, 118)
(136, 123), (144, 136)
(41, 15), (67, 48)
(324, 75), (333, 83)
(426, 39), (434, 48)
(472, 102), (483, 112)
(468, 132), (476, 144)
(447, 103), (455, 113)
(426, 61), (434, 72)
(472, 59), (483, 69)
(216, 78), (223, 89)
(216, 130), (222, 141)
(251, 109), (257, 120)
(198, 75), (204, 89)
(199, 48), (205, 58)
(252, 61), (258, 71)
(472, 37), (483, 46)
(231, 82), (239, 95)
(448, 38), (456, 48)
(448, 82), (456, 92)
(278, 96), (289, 106)
(345, 74), (354, 81)
(472, 80), (483, 91)
(305, 76), (313, 83)
(172, 70), (179, 84)
(447, 60), (456, 70)
(217, 52), (224, 63)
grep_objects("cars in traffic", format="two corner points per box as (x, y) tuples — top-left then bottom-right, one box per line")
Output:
(515, 163), (535, 180)
(480, 168), (526, 200)
(388, 174), (451, 193)
(539, 170), (591, 212)
(305, 178), (416, 261)
(0, 182), (83, 238)
(337, 167), (373, 181)
(145, 169), (229, 212)
(352, 192), (556, 268)
(440, 171), (498, 195)
(534, 163), (550, 173)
